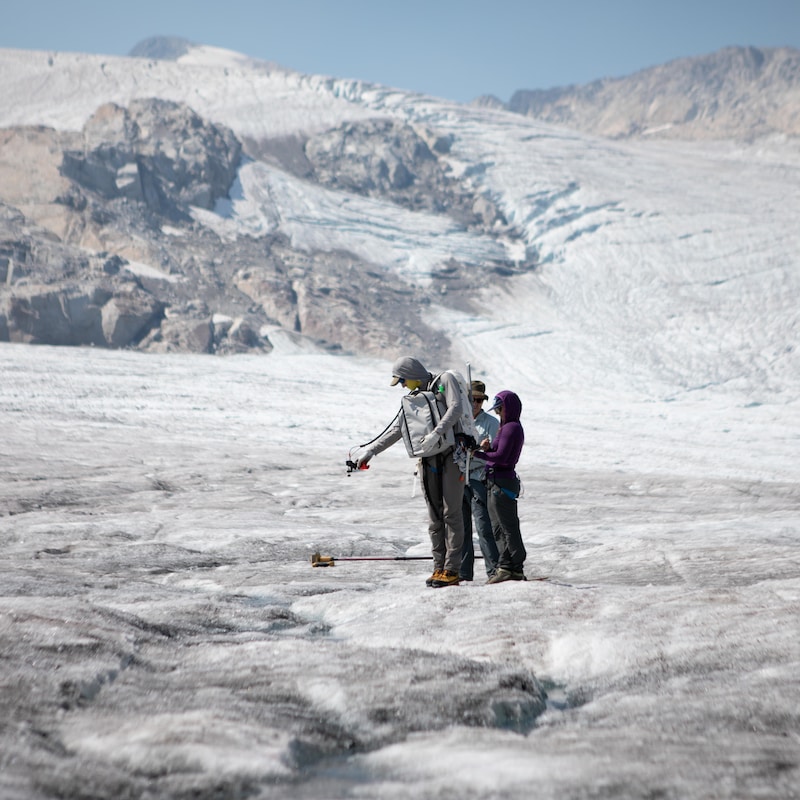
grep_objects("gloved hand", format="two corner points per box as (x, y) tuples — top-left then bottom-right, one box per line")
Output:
(356, 450), (373, 469)
(455, 432), (477, 450)
(419, 433), (437, 452)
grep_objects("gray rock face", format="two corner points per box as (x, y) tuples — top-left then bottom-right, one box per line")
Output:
(503, 46), (800, 140)
(1, 102), (518, 361)
(0, 206), (164, 348)
(304, 119), (507, 229)
(100, 290), (165, 348)
(6, 283), (163, 348)
(1, 106), (282, 356)
(60, 99), (242, 221)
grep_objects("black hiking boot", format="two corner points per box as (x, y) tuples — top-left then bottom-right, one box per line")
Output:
(486, 567), (527, 584)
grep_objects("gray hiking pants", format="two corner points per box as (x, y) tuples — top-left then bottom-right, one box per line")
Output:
(421, 450), (465, 573)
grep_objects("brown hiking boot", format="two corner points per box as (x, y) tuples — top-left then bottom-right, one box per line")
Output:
(426, 569), (443, 587)
(430, 570), (460, 588)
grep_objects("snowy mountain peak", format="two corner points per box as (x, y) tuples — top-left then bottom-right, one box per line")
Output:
(128, 35), (196, 61)
(129, 35), (289, 74)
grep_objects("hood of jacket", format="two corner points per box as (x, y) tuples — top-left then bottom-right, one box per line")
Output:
(493, 390), (522, 423)
(391, 356), (432, 384)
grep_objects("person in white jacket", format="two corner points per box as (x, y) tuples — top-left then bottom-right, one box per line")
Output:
(355, 356), (466, 588)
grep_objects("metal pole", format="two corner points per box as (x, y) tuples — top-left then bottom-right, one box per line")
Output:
(465, 361), (473, 476)
(311, 551), (482, 567)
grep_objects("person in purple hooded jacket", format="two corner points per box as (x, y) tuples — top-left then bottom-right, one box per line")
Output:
(472, 390), (527, 582)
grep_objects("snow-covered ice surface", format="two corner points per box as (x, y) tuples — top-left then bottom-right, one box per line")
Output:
(1, 339), (798, 799)
(1, 44), (800, 798)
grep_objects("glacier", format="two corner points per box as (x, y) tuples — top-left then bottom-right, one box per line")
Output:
(0, 42), (799, 799)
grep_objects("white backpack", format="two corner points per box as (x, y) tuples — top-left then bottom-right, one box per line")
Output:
(399, 390), (454, 457)
(398, 370), (478, 458)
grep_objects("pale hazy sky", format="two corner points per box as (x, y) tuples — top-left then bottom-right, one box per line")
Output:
(3, 0), (799, 103)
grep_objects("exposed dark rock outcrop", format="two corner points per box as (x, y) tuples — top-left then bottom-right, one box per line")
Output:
(2, 98), (524, 360)
(60, 98), (242, 221)
(0, 205), (164, 348)
(303, 119), (509, 230)
(7, 283), (164, 348)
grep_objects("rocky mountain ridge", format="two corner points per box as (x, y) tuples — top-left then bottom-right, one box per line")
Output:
(0, 84), (508, 358)
(479, 46), (800, 140)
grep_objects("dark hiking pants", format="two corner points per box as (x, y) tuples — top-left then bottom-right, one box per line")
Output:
(487, 475), (526, 573)
(461, 477), (499, 580)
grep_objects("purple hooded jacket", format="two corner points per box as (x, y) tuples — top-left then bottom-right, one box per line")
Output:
(472, 390), (524, 480)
